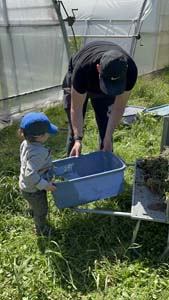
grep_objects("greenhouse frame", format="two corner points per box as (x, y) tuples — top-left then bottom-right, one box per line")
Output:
(0, 0), (169, 125)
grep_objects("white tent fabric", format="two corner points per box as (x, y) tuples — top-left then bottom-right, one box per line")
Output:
(62, 0), (169, 74)
(0, 0), (169, 125)
(0, 0), (69, 124)
(0, 0), (69, 99)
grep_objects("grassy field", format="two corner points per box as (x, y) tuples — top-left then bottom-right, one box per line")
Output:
(0, 69), (169, 300)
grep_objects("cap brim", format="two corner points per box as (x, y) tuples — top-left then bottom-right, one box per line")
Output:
(100, 76), (126, 96)
(48, 124), (58, 134)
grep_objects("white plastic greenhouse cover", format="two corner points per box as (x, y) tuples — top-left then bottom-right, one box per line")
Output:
(62, 0), (169, 75)
(1, 0), (169, 126)
(0, 0), (69, 125)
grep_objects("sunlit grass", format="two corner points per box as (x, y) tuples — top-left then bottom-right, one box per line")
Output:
(0, 69), (169, 299)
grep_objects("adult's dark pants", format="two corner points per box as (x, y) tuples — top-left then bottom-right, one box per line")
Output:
(63, 90), (115, 156)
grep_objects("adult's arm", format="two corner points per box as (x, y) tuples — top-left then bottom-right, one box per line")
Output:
(70, 87), (87, 157)
(103, 91), (130, 151)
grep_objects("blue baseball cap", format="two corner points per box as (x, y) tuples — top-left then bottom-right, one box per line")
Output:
(20, 112), (58, 137)
(99, 50), (128, 96)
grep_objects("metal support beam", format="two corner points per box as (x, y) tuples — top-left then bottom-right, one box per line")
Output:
(72, 207), (131, 217)
(52, 0), (71, 61)
(159, 225), (169, 260)
(129, 220), (142, 257)
(160, 116), (169, 152)
(130, 0), (149, 57)
(2, 0), (19, 97)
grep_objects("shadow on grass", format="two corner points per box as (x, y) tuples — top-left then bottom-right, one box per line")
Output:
(36, 181), (139, 293)
(36, 177), (169, 293)
(37, 215), (132, 293)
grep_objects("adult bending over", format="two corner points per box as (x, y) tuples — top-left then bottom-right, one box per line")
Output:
(62, 40), (138, 157)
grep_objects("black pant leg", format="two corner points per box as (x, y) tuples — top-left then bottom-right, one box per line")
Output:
(91, 96), (115, 149)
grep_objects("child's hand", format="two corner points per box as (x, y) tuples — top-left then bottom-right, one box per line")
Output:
(46, 182), (57, 192)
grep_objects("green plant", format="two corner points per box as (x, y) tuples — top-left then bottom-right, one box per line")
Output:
(0, 68), (169, 300)
(0, 172), (25, 213)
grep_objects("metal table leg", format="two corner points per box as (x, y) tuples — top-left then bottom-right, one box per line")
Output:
(129, 219), (142, 257)
(159, 224), (169, 260)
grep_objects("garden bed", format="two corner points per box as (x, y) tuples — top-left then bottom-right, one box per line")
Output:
(137, 148), (169, 212)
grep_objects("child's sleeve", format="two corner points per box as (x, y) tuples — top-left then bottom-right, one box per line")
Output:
(25, 156), (50, 190)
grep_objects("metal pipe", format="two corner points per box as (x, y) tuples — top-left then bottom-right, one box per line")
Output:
(2, 0), (19, 97)
(52, 0), (71, 60)
(130, 0), (150, 57)
(68, 34), (138, 38)
(72, 208), (131, 217)
(160, 116), (169, 152)
(0, 84), (61, 102)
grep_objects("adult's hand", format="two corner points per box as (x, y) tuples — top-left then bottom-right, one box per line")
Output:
(69, 140), (82, 157)
(102, 137), (113, 152)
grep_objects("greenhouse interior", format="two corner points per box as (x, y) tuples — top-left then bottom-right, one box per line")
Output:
(0, 0), (169, 125)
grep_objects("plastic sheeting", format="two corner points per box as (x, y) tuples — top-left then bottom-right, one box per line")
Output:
(62, 0), (152, 53)
(62, 0), (150, 20)
(135, 0), (169, 74)
(0, 0), (69, 123)
(1, 0), (169, 125)
(62, 0), (169, 74)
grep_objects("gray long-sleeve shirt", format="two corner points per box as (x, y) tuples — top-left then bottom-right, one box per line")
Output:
(19, 140), (54, 193)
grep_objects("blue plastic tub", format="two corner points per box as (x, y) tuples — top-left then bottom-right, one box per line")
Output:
(52, 151), (126, 208)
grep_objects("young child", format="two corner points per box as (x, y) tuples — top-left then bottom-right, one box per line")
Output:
(18, 111), (58, 236)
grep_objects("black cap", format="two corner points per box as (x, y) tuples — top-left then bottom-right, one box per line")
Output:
(99, 50), (128, 96)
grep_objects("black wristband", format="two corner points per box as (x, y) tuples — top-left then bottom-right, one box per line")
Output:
(74, 135), (83, 141)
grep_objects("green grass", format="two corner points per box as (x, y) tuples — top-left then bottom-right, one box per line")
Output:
(0, 69), (169, 299)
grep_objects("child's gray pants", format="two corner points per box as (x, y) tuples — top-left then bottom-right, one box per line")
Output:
(21, 190), (48, 233)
